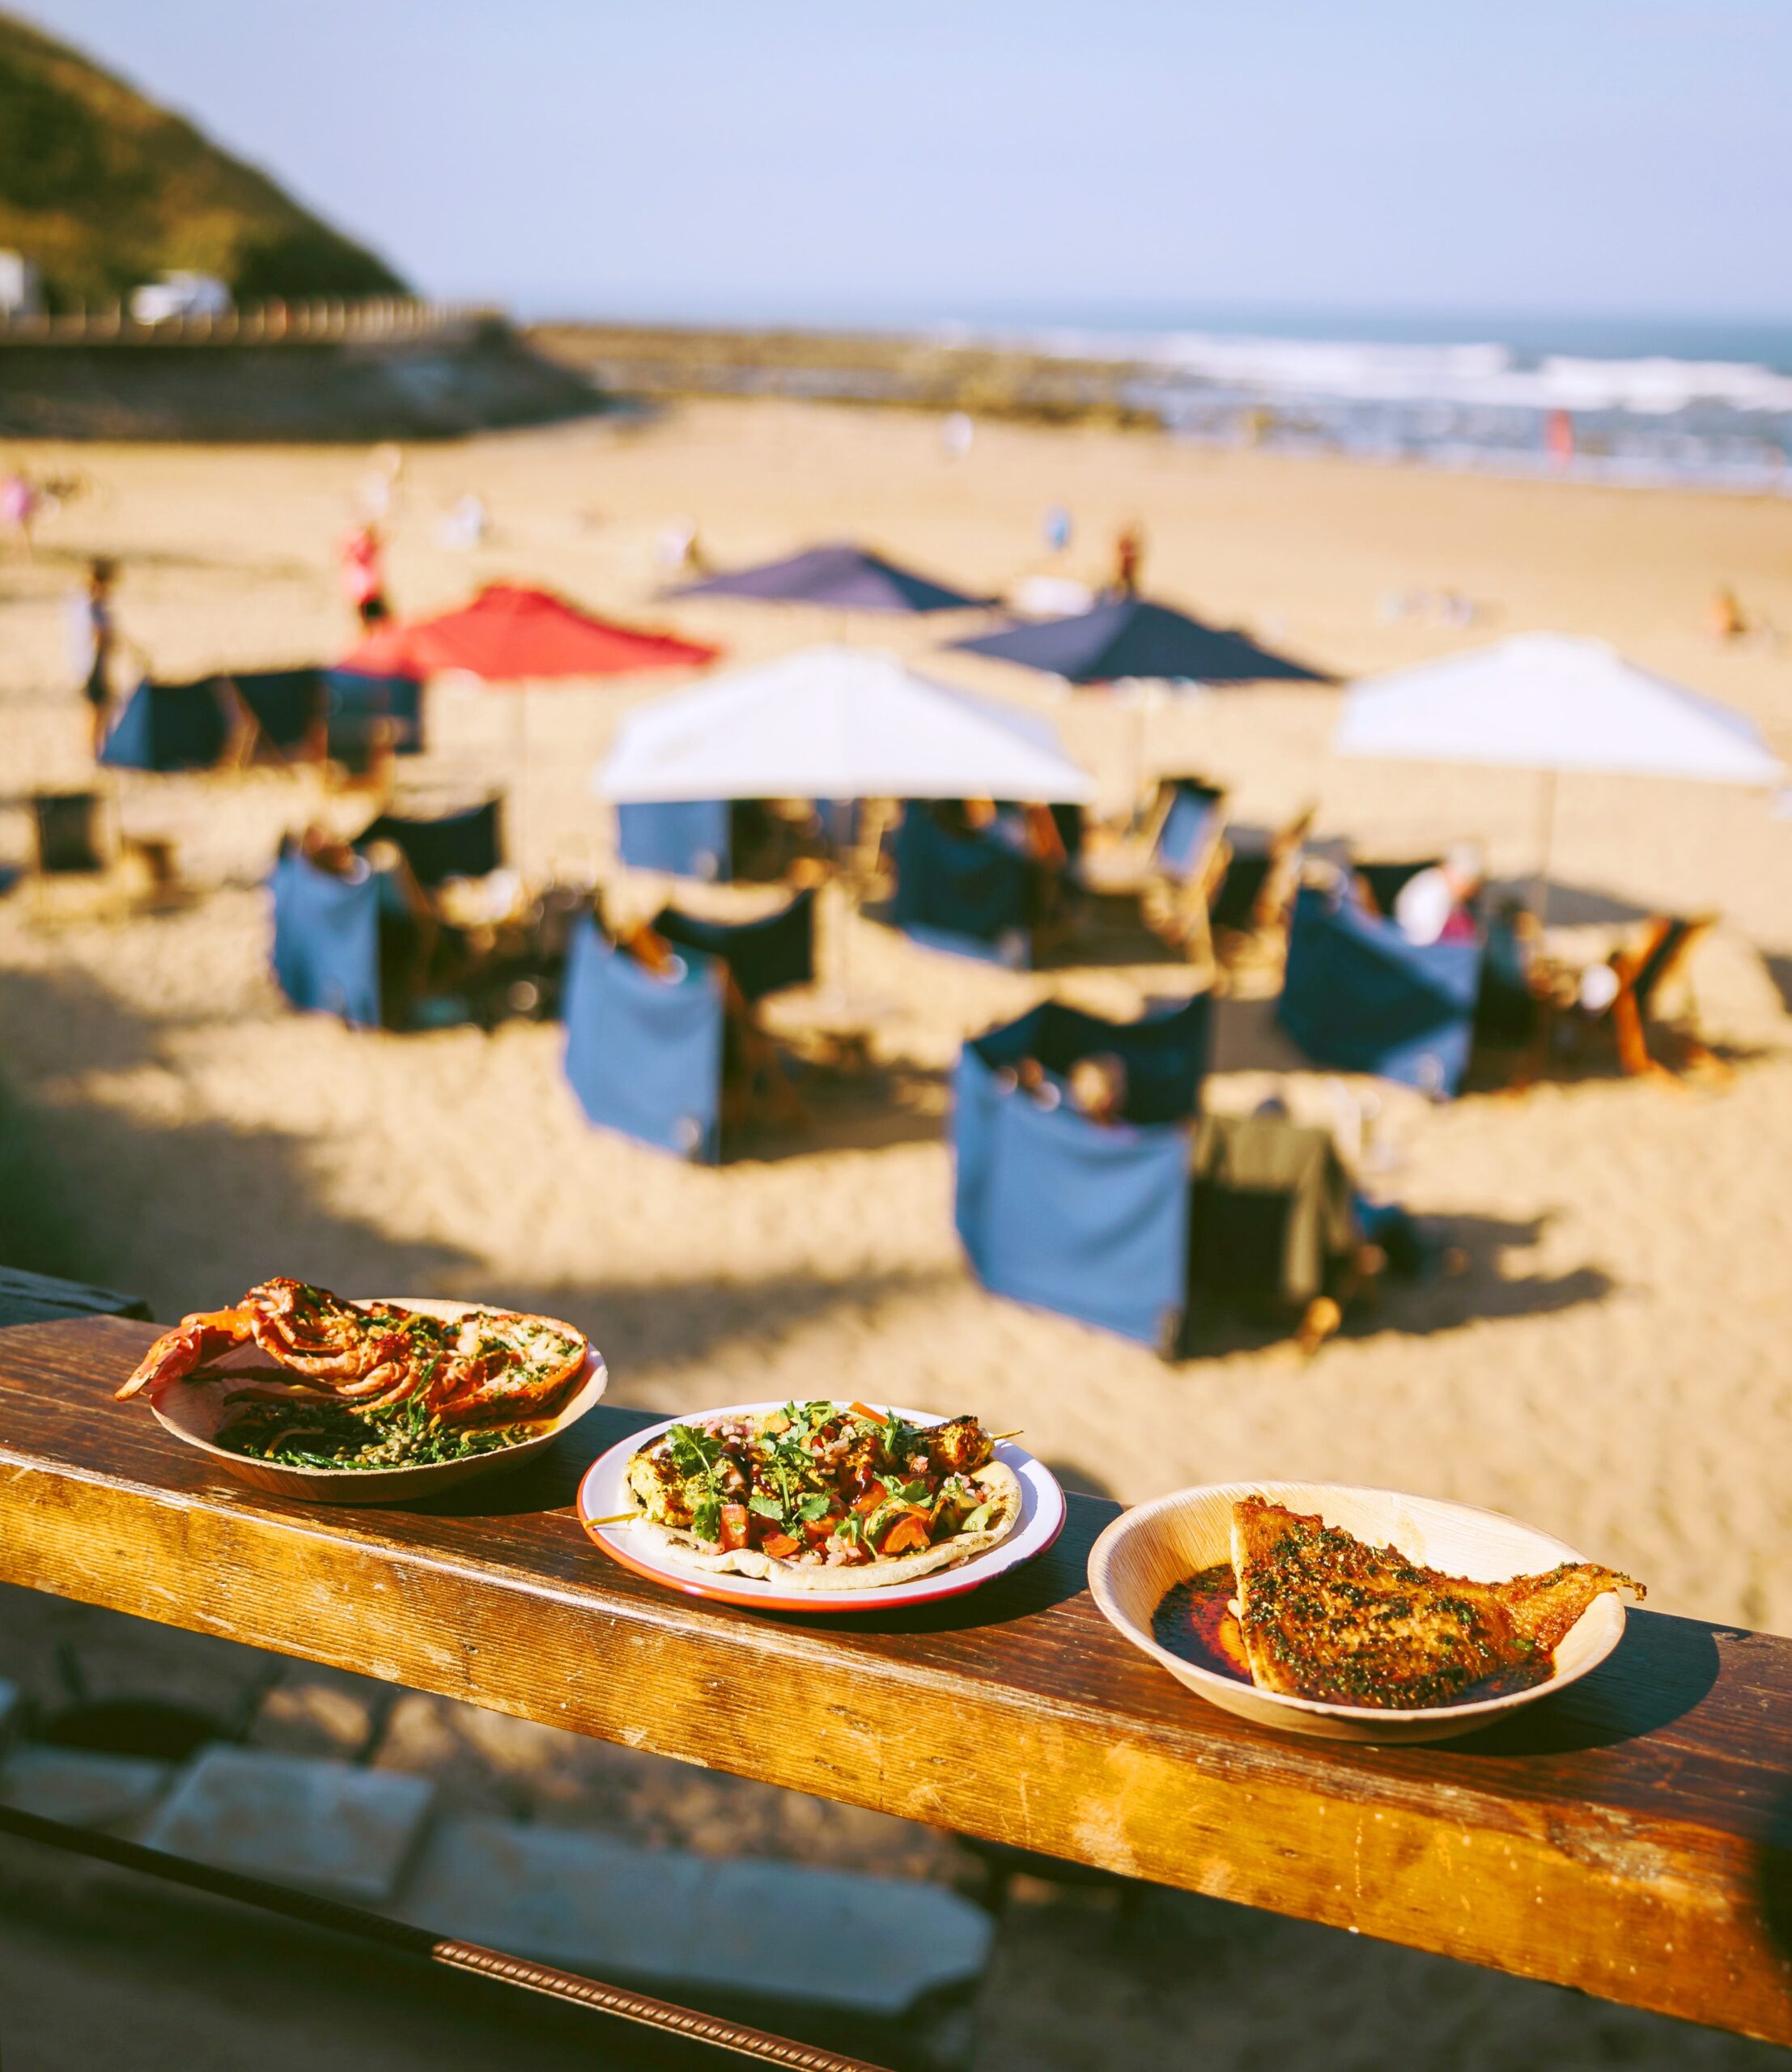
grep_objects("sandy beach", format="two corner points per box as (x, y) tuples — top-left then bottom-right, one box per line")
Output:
(2, 397), (1790, 2065)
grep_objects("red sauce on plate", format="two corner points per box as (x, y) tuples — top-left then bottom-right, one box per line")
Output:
(1152, 1562), (1252, 1683)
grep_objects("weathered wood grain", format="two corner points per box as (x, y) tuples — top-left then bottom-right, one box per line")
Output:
(2, 1316), (1790, 2042)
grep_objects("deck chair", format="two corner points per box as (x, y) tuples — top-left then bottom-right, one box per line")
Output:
(1209, 803), (1318, 967)
(32, 792), (106, 875)
(1582, 914), (1719, 1076)
(28, 790), (179, 921)
(1185, 1110), (1365, 1354)
(1081, 777), (1231, 966)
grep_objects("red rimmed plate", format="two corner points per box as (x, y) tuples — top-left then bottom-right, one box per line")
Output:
(578, 1403), (1067, 1614)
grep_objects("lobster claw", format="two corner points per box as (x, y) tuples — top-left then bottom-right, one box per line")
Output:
(114, 1309), (257, 1401)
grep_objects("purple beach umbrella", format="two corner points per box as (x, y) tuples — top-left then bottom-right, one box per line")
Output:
(671, 541), (994, 614)
(950, 597), (1330, 685)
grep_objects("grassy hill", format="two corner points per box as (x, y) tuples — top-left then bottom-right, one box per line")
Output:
(0, 10), (405, 308)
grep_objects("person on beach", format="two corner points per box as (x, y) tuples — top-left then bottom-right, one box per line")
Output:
(2, 466), (41, 558)
(1708, 586), (1747, 643)
(1392, 844), (1484, 947)
(1112, 520), (1144, 597)
(341, 520), (390, 628)
(69, 558), (121, 754)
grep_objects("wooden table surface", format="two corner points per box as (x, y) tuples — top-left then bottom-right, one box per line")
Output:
(2, 1316), (1790, 2044)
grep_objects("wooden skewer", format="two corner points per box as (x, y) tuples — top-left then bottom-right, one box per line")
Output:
(585, 1512), (637, 1527)
(990, 1430), (1024, 1441)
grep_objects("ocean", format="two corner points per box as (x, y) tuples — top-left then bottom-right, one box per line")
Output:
(558, 296), (1792, 494)
(945, 306), (1792, 494)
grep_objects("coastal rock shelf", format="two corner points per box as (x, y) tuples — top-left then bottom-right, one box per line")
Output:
(2, 1315), (1789, 2045)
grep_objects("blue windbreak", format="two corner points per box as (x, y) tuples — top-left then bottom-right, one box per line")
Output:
(1278, 884), (1484, 1096)
(652, 888), (815, 1003)
(100, 677), (234, 771)
(891, 807), (1034, 967)
(358, 800), (503, 887)
(562, 919), (724, 1163)
(322, 670), (424, 759)
(952, 992), (1211, 1346)
(617, 798), (733, 881)
(231, 669), (324, 752)
(270, 851), (382, 1030)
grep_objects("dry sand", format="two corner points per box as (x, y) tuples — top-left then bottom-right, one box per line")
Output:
(1, 400), (1790, 2066)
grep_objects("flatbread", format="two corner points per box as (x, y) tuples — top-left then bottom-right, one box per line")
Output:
(636, 1458), (1025, 1590)
(1229, 1493), (1639, 1709)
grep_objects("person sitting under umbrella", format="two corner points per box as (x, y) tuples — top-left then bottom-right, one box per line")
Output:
(1390, 843), (1485, 946)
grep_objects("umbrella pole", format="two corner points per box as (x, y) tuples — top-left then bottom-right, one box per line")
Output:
(1534, 766), (1557, 926)
(514, 690), (529, 870)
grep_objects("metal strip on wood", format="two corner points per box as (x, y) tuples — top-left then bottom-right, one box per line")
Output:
(0, 1804), (893, 2072)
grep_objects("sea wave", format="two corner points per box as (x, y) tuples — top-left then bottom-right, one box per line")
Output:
(961, 325), (1792, 420)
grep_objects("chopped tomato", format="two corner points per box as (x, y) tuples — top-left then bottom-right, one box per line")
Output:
(802, 1509), (843, 1548)
(760, 1531), (801, 1560)
(880, 1512), (933, 1556)
(851, 1480), (888, 1515)
(719, 1503), (750, 1552)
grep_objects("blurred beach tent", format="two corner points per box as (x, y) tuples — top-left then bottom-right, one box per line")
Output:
(1277, 881), (1484, 1097)
(100, 676), (236, 771)
(597, 647), (1095, 805)
(356, 800), (503, 887)
(950, 597), (1329, 686)
(1335, 634), (1784, 911)
(953, 995), (1212, 1346)
(322, 669), (425, 765)
(670, 543), (992, 614)
(890, 806), (1040, 967)
(228, 669), (325, 757)
(341, 584), (719, 682)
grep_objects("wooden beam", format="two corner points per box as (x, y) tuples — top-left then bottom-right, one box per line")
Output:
(2, 1317), (1789, 2043)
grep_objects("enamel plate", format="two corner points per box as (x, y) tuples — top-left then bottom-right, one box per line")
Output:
(579, 1402), (1066, 1613)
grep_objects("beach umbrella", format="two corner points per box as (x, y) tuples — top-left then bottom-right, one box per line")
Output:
(597, 645), (1095, 805)
(670, 543), (992, 614)
(339, 585), (717, 839)
(1333, 632), (1784, 915)
(340, 584), (718, 681)
(949, 597), (1329, 686)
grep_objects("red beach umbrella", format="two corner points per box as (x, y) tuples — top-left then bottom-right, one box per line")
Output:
(341, 584), (718, 682)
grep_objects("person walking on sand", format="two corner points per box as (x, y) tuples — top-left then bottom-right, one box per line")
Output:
(1112, 520), (1144, 597)
(69, 558), (121, 754)
(1, 465), (41, 558)
(340, 520), (390, 629)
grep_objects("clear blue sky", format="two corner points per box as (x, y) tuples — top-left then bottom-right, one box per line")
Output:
(19, 0), (1792, 324)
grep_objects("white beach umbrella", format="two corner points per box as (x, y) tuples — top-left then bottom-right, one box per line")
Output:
(596, 644), (1097, 805)
(1334, 632), (1782, 913)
